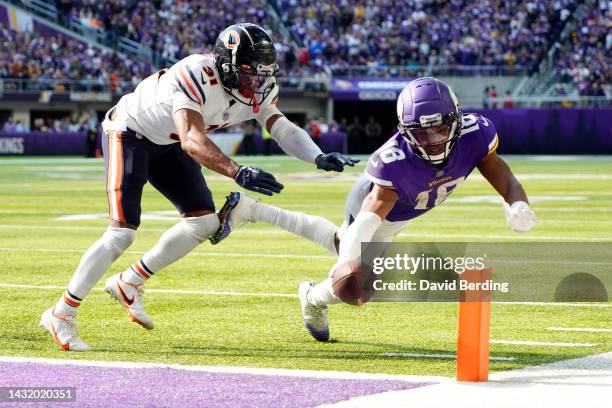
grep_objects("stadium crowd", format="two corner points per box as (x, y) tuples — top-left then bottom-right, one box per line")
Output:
(1, 0), (606, 96)
(554, 0), (610, 96)
(278, 0), (577, 74)
(46, 0), (296, 72)
(0, 26), (151, 93)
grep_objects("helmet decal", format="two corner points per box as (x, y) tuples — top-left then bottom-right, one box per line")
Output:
(223, 31), (241, 49)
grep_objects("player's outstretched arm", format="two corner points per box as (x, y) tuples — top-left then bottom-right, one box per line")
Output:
(477, 152), (538, 232)
(259, 108), (359, 172)
(173, 108), (283, 196)
(337, 184), (398, 264)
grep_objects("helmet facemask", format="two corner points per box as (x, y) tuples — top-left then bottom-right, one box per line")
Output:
(399, 112), (462, 166)
(232, 63), (278, 112)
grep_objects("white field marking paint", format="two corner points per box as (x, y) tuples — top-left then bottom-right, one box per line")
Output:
(323, 353), (612, 408)
(493, 301), (609, 308)
(2, 247), (612, 267)
(546, 327), (612, 333)
(0, 356), (450, 383)
(26, 166), (103, 172)
(397, 232), (612, 242)
(0, 284), (609, 308)
(0, 247), (334, 260)
(0, 284), (298, 298)
(3, 246), (612, 266)
(54, 212), (178, 221)
(381, 353), (516, 362)
(5, 222), (608, 242)
(37, 173), (102, 180)
(448, 195), (588, 204)
(490, 340), (596, 347)
(469, 173), (612, 181)
(0, 158), (105, 165)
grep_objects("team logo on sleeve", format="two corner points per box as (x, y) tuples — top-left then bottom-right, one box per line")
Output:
(223, 31), (240, 49)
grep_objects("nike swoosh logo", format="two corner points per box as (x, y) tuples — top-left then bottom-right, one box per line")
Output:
(50, 320), (70, 351)
(117, 284), (134, 306)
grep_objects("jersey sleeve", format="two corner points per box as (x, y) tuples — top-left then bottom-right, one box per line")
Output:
(461, 114), (499, 163)
(171, 57), (207, 115)
(365, 150), (395, 188)
(479, 115), (499, 159)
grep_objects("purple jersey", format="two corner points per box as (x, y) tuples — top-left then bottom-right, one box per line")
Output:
(365, 113), (499, 222)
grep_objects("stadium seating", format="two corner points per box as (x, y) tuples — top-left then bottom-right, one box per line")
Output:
(0, 26), (151, 93)
(553, 1), (610, 96)
(1, 0), (607, 96)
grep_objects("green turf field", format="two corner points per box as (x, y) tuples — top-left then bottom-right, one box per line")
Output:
(0, 155), (610, 376)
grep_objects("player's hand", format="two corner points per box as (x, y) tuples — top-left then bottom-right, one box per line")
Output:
(503, 201), (539, 233)
(315, 152), (360, 172)
(234, 166), (284, 196)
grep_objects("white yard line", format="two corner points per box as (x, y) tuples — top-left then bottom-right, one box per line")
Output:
(0, 356), (449, 383)
(321, 353), (612, 408)
(546, 327), (612, 333)
(0, 283), (299, 298)
(0, 283), (609, 309)
(381, 353), (516, 362)
(0, 247), (334, 260)
(490, 340), (597, 347)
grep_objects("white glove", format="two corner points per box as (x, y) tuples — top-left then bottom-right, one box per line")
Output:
(502, 201), (539, 233)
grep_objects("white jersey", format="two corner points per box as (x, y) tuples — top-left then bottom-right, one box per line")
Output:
(114, 54), (279, 145)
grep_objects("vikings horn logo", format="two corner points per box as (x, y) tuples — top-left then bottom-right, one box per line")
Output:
(224, 31), (240, 49)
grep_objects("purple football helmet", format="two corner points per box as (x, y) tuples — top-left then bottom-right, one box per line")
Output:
(397, 77), (462, 165)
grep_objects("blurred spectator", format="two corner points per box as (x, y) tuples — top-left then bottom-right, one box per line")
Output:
(261, 124), (272, 156)
(489, 86), (498, 109)
(307, 118), (322, 148)
(483, 86), (490, 108)
(240, 120), (257, 156)
(1, 117), (16, 132)
(347, 117), (365, 153)
(364, 116), (382, 152)
(502, 90), (514, 108)
(14, 120), (26, 132)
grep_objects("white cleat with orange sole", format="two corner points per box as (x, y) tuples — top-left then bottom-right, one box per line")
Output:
(104, 273), (154, 329)
(40, 307), (90, 352)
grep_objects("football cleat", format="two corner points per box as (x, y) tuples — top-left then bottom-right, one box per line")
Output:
(104, 273), (154, 329)
(40, 307), (90, 352)
(298, 281), (330, 342)
(209, 191), (259, 245)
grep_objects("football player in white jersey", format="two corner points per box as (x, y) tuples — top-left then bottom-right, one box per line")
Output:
(40, 23), (358, 351)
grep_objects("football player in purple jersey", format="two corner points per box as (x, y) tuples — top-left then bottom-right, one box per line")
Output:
(214, 77), (538, 341)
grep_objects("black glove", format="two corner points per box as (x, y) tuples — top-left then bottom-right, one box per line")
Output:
(315, 152), (360, 172)
(234, 166), (284, 196)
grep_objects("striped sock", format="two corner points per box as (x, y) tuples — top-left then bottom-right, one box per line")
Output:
(122, 259), (154, 286)
(54, 289), (82, 316)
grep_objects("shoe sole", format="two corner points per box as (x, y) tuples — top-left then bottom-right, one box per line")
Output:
(209, 192), (241, 245)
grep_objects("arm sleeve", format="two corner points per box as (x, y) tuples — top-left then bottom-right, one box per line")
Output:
(337, 211), (382, 264)
(257, 104), (323, 164)
(171, 59), (206, 115)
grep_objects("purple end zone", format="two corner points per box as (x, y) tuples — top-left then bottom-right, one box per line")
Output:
(0, 361), (434, 407)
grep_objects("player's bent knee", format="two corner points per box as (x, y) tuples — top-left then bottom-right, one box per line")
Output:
(182, 213), (220, 243)
(101, 226), (136, 256)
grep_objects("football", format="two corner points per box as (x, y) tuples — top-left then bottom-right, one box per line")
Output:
(331, 259), (373, 306)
